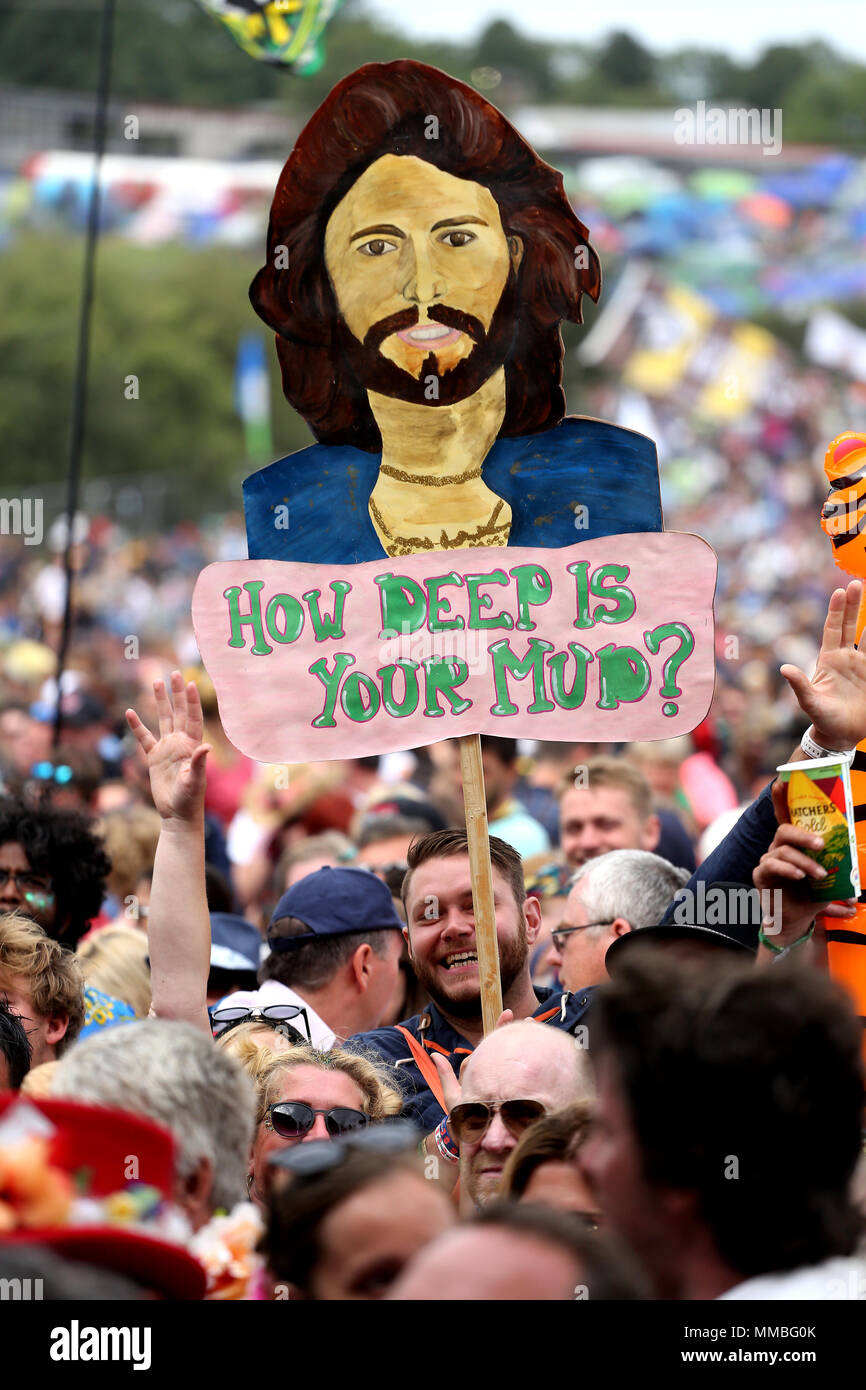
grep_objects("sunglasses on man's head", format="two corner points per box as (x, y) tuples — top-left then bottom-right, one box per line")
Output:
(210, 1003), (311, 1045)
(265, 1101), (369, 1141)
(356, 861), (408, 896)
(448, 1098), (546, 1146)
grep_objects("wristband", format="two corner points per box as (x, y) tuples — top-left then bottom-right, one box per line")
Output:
(758, 921), (815, 955)
(434, 1115), (460, 1164)
(801, 727), (854, 760)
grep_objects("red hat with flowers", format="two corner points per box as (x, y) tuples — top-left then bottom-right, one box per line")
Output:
(0, 1093), (206, 1299)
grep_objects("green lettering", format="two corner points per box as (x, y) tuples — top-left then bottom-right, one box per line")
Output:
(644, 622), (695, 716)
(265, 593), (305, 644)
(596, 643), (651, 710)
(340, 671), (381, 723)
(378, 660), (421, 717)
(567, 561), (594, 630)
(302, 582), (352, 641)
(488, 639), (555, 716)
(424, 573), (465, 632)
(223, 582), (273, 656)
(465, 571), (513, 630)
(590, 564), (636, 624)
(375, 573), (427, 639)
(309, 653), (355, 728)
(422, 656), (471, 717)
(509, 563), (552, 631)
(547, 644), (594, 709)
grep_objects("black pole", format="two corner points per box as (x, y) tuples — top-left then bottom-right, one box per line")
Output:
(53, 0), (117, 751)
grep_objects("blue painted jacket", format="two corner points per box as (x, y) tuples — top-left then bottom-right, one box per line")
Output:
(244, 416), (663, 563)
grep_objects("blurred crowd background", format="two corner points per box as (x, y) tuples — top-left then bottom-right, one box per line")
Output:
(2, 0), (865, 945)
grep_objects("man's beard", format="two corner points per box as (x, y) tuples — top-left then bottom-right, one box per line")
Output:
(334, 272), (520, 410)
(412, 914), (530, 1021)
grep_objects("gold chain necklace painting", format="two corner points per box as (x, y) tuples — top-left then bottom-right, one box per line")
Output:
(243, 60), (663, 563)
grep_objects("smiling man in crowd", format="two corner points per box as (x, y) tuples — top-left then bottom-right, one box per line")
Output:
(348, 829), (593, 1135)
(558, 758), (662, 872)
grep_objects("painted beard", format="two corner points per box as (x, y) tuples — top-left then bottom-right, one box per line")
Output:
(335, 272), (520, 410)
(412, 914), (530, 1020)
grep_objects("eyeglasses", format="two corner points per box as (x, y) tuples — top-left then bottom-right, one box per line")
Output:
(268, 1119), (419, 1177)
(550, 922), (614, 952)
(211, 1003), (311, 1045)
(0, 867), (53, 895)
(264, 1101), (369, 1141)
(449, 1099), (546, 1146)
(30, 761), (75, 785)
(356, 861), (408, 895)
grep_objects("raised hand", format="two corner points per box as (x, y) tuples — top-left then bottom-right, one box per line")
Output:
(431, 1049), (464, 1118)
(430, 1010), (514, 1117)
(780, 581), (866, 751)
(126, 670), (211, 824)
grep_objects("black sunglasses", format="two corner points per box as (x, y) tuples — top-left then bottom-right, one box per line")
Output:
(356, 861), (408, 896)
(265, 1101), (369, 1141)
(449, 1098), (546, 1146)
(268, 1119), (420, 1177)
(211, 1003), (311, 1045)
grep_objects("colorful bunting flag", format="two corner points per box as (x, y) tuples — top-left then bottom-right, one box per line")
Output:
(195, 0), (343, 73)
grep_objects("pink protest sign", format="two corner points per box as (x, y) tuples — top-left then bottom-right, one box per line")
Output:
(192, 532), (716, 763)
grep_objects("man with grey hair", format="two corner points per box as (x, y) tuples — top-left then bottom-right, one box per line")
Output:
(52, 1018), (256, 1232)
(547, 850), (689, 995)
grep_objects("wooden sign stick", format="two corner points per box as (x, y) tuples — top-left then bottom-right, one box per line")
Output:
(459, 732), (503, 1034)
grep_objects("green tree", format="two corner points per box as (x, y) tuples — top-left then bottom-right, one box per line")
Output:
(0, 234), (310, 517)
(739, 44), (813, 109)
(471, 19), (552, 100)
(782, 64), (866, 147)
(597, 31), (656, 88)
(0, 0), (284, 105)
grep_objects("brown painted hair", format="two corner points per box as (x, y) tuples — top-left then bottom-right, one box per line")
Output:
(251, 60), (601, 452)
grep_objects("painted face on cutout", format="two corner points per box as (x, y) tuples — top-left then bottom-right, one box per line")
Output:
(324, 154), (523, 406)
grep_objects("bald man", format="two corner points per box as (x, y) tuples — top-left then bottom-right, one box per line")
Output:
(447, 1019), (593, 1209)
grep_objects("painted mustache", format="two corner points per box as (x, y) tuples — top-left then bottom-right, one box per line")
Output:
(364, 304), (486, 351)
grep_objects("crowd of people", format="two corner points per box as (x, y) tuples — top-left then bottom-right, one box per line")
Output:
(0, 562), (865, 1301)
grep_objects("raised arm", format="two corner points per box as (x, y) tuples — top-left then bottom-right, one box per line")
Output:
(664, 582), (866, 916)
(126, 671), (212, 1035)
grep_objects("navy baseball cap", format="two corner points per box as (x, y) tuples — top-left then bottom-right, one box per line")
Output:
(268, 866), (404, 952)
(209, 913), (262, 974)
